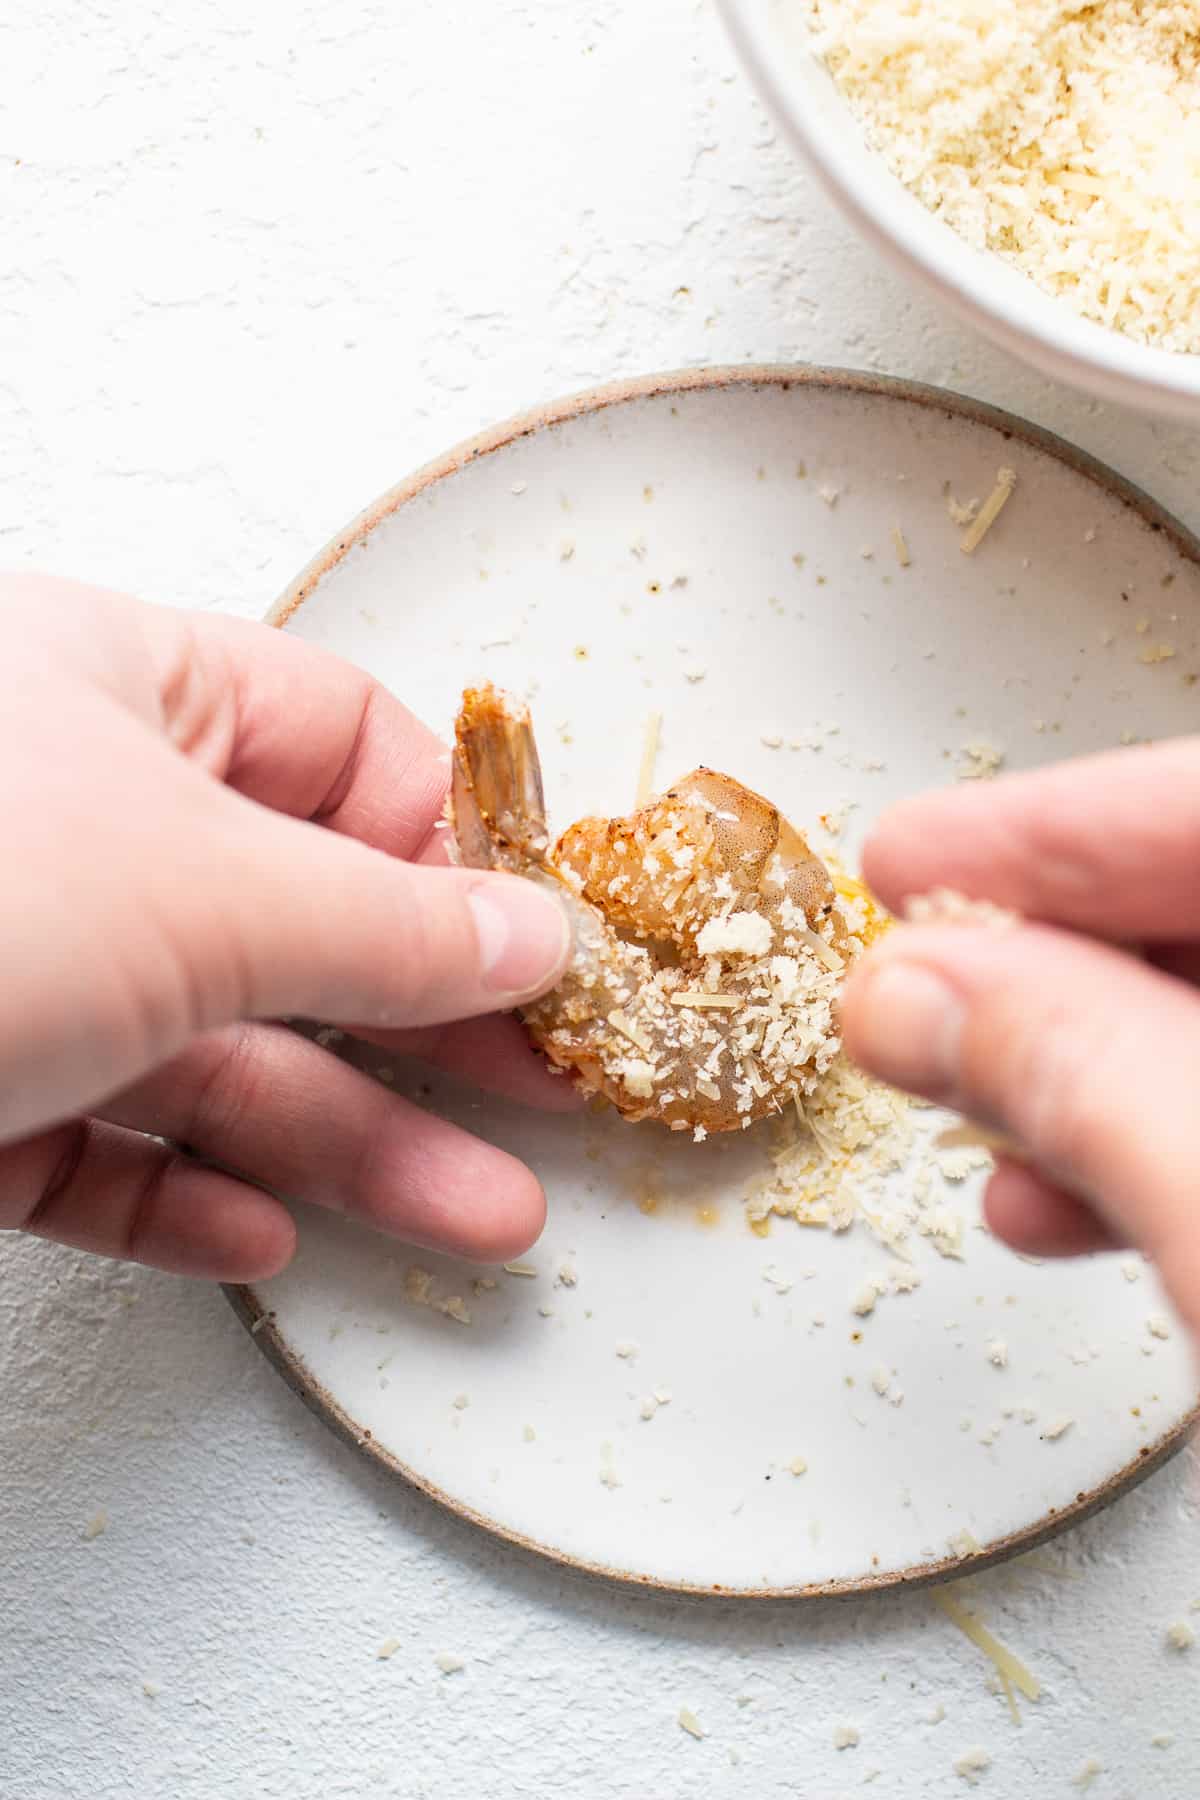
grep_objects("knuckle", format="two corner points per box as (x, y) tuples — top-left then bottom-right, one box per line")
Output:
(122, 1149), (176, 1265)
(22, 1119), (92, 1235)
(182, 1026), (258, 1150)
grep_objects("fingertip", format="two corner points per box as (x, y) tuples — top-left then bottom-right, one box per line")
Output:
(357, 1110), (548, 1265)
(860, 797), (934, 911)
(470, 875), (574, 1002)
(229, 1200), (299, 1280)
(153, 1170), (298, 1280)
(983, 1158), (1124, 1259)
(464, 1160), (547, 1265)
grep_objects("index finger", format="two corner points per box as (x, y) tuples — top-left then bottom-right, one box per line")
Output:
(143, 604), (451, 859)
(864, 738), (1200, 939)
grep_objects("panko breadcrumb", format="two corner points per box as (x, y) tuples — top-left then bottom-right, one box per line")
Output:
(807, 0), (1200, 352)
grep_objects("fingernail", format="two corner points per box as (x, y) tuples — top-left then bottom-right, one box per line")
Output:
(468, 879), (572, 996)
(852, 959), (965, 1095)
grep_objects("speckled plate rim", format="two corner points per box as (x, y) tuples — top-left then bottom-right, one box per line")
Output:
(227, 363), (1200, 1600)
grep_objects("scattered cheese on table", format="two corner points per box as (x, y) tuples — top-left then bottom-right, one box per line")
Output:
(678, 1706), (705, 1740)
(1166, 1621), (1195, 1652)
(434, 1653), (465, 1675)
(934, 1591), (1041, 1703)
(953, 1747), (991, 1786)
(832, 1724), (860, 1750)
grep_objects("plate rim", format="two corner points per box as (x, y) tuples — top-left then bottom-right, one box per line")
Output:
(228, 362), (1200, 1600)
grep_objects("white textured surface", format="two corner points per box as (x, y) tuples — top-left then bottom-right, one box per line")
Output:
(3, 3), (1200, 1795)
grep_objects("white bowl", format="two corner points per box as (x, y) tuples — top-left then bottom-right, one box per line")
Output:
(719, 0), (1200, 421)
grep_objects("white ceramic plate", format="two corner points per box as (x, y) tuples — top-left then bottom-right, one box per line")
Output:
(232, 368), (1199, 1597)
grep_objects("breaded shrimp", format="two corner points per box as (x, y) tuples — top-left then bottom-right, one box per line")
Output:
(450, 684), (859, 1134)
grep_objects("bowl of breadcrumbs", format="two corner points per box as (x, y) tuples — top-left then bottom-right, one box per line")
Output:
(720, 0), (1200, 419)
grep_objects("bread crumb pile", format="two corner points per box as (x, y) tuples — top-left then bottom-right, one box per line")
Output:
(806, 0), (1200, 351)
(745, 1051), (991, 1258)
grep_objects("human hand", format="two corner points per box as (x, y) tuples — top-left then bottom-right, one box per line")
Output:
(0, 576), (575, 1280)
(841, 742), (1200, 1334)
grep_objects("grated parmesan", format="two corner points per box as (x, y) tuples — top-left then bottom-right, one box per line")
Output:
(934, 1589), (1041, 1703)
(636, 711), (661, 806)
(806, 1), (1200, 352)
(957, 741), (1006, 782)
(960, 470), (1016, 555)
(953, 1747), (992, 1786)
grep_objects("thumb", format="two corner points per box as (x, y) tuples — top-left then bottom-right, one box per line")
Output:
(206, 791), (573, 1031)
(841, 922), (1200, 1332)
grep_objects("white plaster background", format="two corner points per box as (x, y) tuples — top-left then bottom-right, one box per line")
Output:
(2, 3), (1199, 1795)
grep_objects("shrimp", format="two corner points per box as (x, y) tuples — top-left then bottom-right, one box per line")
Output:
(450, 684), (858, 1134)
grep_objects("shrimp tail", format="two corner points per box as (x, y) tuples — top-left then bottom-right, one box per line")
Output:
(451, 683), (550, 872)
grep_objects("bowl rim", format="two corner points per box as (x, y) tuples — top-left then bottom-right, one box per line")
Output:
(237, 361), (1200, 1602)
(717, 0), (1200, 419)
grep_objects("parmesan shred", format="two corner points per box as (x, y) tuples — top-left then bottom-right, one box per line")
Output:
(607, 1008), (653, 1053)
(669, 990), (743, 1010)
(960, 469), (1017, 555)
(636, 710), (661, 807)
(933, 1589), (1041, 1704)
(794, 922), (845, 971)
(998, 1668), (1021, 1726)
(891, 523), (911, 567)
(805, 1), (1200, 352)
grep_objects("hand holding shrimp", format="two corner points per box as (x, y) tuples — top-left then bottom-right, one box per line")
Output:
(0, 580), (574, 1279)
(451, 684), (867, 1135)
